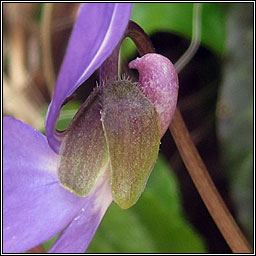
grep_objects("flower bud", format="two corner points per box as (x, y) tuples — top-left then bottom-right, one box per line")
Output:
(129, 53), (179, 136)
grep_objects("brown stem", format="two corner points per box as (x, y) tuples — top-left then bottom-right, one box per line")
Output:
(125, 20), (252, 253)
(41, 3), (55, 97)
(29, 244), (46, 253)
(125, 20), (155, 56)
(169, 109), (252, 253)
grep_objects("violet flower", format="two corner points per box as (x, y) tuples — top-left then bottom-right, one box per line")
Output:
(3, 3), (178, 253)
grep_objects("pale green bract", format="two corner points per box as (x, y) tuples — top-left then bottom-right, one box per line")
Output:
(58, 90), (109, 196)
(101, 80), (161, 209)
(58, 80), (161, 209)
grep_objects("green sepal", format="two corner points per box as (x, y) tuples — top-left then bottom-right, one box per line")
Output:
(101, 80), (161, 209)
(58, 90), (109, 196)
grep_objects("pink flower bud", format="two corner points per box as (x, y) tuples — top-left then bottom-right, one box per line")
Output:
(129, 53), (179, 136)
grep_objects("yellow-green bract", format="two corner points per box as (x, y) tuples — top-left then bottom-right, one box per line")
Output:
(58, 80), (161, 209)
(101, 80), (161, 209)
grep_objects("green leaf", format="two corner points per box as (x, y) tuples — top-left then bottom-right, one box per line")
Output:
(40, 101), (81, 134)
(87, 155), (207, 253)
(43, 234), (59, 252)
(121, 3), (226, 58)
(55, 101), (81, 131)
(101, 80), (161, 209)
(58, 90), (109, 196)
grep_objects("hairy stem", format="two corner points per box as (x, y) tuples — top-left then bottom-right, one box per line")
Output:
(125, 18), (252, 253)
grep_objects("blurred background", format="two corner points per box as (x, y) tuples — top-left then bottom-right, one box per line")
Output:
(3, 3), (253, 253)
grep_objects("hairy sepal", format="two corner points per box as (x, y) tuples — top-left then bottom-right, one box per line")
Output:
(58, 90), (109, 196)
(101, 80), (161, 209)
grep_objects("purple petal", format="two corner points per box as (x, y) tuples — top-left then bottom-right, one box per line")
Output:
(49, 170), (112, 253)
(3, 117), (87, 253)
(46, 3), (133, 153)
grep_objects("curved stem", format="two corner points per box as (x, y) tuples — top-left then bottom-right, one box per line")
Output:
(125, 20), (155, 56)
(125, 19), (252, 253)
(175, 3), (202, 73)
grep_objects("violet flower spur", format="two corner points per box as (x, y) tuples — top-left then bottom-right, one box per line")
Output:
(3, 3), (179, 254)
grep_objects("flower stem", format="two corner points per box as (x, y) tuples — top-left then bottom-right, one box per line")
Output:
(125, 20), (252, 253)
(169, 109), (252, 253)
(99, 41), (122, 85)
(125, 20), (155, 56)
(175, 3), (202, 73)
